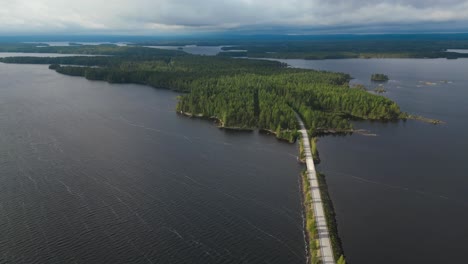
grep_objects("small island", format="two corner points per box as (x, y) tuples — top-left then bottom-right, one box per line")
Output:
(374, 87), (387, 94)
(371, 73), (389, 82)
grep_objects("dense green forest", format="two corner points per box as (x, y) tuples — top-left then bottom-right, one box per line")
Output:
(0, 44), (404, 141)
(0, 43), (184, 57)
(220, 37), (468, 59)
(218, 40), (468, 59)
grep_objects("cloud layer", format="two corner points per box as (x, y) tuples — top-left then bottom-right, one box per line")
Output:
(1, 0), (468, 34)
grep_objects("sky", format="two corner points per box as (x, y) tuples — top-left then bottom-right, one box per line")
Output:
(1, 0), (468, 35)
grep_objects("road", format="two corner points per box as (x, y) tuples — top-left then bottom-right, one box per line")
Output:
(297, 115), (336, 264)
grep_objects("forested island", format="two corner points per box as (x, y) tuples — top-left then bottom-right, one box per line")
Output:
(371, 74), (389, 82)
(0, 44), (405, 142)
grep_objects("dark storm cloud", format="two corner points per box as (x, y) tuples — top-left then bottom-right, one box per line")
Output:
(0, 0), (467, 34)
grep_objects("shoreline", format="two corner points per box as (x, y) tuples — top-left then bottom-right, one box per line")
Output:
(177, 111), (297, 141)
(177, 111), (255, 131)
(407, 114), (444, 125)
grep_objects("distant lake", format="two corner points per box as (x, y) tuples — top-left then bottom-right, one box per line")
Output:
(0, 52), (104, 58)
(144, 45), (240, 56)
(446, 49), (468, 54)
(0, 63), (306, 263)
(271, 58), (468, 264)
(24, 41), (129, 47)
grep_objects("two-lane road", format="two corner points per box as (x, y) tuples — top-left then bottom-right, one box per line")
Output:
(297, 115), (336, 264)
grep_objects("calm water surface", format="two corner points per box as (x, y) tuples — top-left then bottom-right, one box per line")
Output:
(0, 52), (104, 58)
(446, 49), (468, 54)
(24, 42), (129, 47)
(0, 63), (306, 263)
(275, 58), (468, 264)
(145, 46), (236, 56)
(3, 51), (467, 263)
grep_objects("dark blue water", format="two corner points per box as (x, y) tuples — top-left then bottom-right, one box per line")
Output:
(144, 46), (238, 56)
(3, 53), (466, 264)
(0, 63), (306, 263)
(275, 58), (468, 264)
(0, 52), (103, 58)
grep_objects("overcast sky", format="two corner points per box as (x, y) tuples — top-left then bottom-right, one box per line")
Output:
(1, 0), (468, 34)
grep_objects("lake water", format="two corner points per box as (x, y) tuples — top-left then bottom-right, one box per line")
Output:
(273, 58), (468, 263)
(0, 52), (104, 58)
(446, 49), (468, 54)
(144, 45), (237, 56)
(2, 51), (467, 264)
(0, 63), (306, 263)
(24, 42), (129, 47)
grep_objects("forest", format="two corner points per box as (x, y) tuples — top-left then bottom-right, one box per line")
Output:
(0, 44), (404, 141)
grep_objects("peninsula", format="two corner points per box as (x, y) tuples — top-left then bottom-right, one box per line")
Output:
(0, 44), (404, 142)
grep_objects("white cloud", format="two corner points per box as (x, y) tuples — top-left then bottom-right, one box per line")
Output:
(0, 0), (468, 34)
